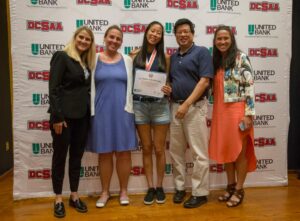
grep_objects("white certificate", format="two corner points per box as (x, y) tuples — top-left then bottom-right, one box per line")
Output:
(133, 69), (167, 98)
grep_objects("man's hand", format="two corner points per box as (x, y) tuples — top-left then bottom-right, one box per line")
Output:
(175, 102), (189, 119)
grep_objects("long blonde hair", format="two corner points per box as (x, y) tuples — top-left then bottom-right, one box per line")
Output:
(64, 26), (96, 70)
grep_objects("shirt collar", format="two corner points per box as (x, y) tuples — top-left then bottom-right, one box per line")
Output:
(176, 43), (195, 57)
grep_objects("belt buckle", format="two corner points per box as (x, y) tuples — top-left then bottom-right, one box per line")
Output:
(174, 99), (184, 104)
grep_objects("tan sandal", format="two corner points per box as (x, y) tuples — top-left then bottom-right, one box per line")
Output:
(226, 189), (244, 207)
(218, 183), (236, 202)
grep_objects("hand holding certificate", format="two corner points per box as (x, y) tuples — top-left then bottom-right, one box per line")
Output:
(133, 69), (167, 98)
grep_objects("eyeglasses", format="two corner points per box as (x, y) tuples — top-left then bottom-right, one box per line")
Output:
(175, 30), (192, 36)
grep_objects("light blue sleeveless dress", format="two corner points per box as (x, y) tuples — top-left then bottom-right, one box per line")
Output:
(86, 57), (137, 153)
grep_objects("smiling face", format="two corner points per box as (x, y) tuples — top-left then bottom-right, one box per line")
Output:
(214, 29), (232, 55)
(74, 30), (92, 54)
(146, 23), (162, 47)
(104, 28), (123, 53)
(175, 24), (194, 50)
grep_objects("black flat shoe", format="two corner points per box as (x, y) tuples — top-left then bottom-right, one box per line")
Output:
(173, 190), (186, 204)
(69, 197), (88, 213)
(54, 202), (65, 218)
(183, 196), (207, 208)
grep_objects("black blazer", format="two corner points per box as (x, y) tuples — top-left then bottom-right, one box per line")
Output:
(48, 51), (90, 123)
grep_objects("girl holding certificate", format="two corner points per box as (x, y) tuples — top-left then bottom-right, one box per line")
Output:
(87, 25), (137, 207)
(131, 21), (172, 205)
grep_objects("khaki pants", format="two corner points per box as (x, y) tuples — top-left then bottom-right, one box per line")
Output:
(169, 99), (209, 196)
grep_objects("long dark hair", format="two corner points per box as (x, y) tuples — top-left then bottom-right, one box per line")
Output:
(134, 21), (166, 72)
(213, 25), (238, 71)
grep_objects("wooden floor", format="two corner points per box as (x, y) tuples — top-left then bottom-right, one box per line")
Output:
(1, 171), (300, 221)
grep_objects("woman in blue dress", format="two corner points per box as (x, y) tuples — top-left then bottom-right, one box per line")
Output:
(87, 25), (137, 207)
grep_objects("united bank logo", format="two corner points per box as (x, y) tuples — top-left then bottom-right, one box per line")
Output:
(76, 19), (109, 33)
(124, 46), (141, 55)
(123, 0), (157, 10)
(165, 22), (174, 35)
(256, 159), (274, 171)
(253, 115), (275, 127)
(248, 48), (278, 58)
(28, 0), (66, 8)
(31, 43), (64, 56)
(32, 143), (53, 155)
(32, 93), (49, 106)
(208, 47), (213, 56)
(248, 24), (277, 37)
(209, 0), (240, 13)
(27, 120), (50, 131)
(166, 0), (199, 9)
(165, 164), (173, 175)
(80, 166), (100, 178)
(120, 23), (147, 34)
(27, 20), (63, 32)
(249, 2), (280, 12)
(29, 0), (58, 7)
(76, 0), (112, 6)
(254, 69), (276, 83)
(28, 70), (50, 81)
(254, 137), (276, 147)
(206, 25), (237, 35)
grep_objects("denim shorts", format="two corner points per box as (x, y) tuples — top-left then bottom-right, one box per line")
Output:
(133, 97), (170, 125)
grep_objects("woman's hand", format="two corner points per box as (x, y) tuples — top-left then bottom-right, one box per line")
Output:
(242, 116), (253, 130)
(53, 121), (67, 135)
(161, 85), (172, 96)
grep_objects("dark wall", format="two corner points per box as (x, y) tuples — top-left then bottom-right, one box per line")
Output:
(288, 1), (300, 170)
(0, 0), (13, 175)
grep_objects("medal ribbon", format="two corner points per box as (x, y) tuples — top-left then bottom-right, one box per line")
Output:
(145, 48), (157, 71)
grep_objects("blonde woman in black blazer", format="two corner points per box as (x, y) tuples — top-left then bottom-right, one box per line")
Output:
(48, 26), (96, 218)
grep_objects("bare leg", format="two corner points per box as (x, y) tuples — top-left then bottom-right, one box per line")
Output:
(235, 138), (248, 190)
(99, 153), (113, 198)
(153, 124), (169, 187)
(226, 138), (248, 207)
(116, 151), (132, 196)
(225, 162), (236, 185)
(136, 124), (153, 188)
(218, 162), (236, 201)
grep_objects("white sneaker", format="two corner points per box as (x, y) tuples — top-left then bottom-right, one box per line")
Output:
(119, 195), (130, 206)
(95, 195), (110, 208)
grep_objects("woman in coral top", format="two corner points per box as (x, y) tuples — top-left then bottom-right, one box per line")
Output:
(209, 25), (256, 207)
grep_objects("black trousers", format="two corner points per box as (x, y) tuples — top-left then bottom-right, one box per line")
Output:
(51, 114), (89, 194)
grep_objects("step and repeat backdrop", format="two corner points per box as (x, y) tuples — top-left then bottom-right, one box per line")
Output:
(10, 0), (291, 199)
